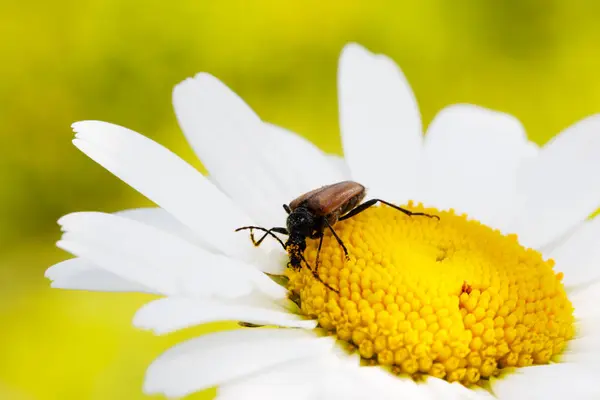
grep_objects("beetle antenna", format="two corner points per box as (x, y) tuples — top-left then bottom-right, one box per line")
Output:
(235, 226), (288, 249)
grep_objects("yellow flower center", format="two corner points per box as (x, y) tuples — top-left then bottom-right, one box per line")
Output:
(285, 203), (575, 385)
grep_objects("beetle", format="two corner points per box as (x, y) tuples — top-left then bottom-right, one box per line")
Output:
(236, 181), (439, 292)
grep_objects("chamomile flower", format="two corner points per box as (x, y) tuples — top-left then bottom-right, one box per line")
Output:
(46, 43), (600, 399)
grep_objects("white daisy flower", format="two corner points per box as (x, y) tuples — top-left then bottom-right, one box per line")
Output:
(46, 43), (600, 399)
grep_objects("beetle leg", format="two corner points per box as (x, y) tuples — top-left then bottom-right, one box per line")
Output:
(339, 199), (440, 221)
(323, 218), (350, 260)
(299, 252), (339, 294)
(308, 224), (326, 271)
(235, 226), (289, 249)
(314, 233), (324, 274)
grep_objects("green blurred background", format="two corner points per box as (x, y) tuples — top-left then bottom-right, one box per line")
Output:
(1, 0), (600, 398)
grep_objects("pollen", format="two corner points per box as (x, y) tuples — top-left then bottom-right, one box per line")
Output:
(285, 203), (575, 385)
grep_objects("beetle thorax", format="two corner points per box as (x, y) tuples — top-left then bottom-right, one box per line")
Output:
(286, 206), (316, 238)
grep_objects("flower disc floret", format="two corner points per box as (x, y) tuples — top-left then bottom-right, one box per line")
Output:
(286, 203), (575, 385)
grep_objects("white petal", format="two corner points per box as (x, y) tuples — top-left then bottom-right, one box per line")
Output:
(569, 280), (600, 321)
(46, 207), (224, 294)
(71, 120), (265, 262)
(133, 297), (316, 334)
(173, 74), (281, 227)
(536, 223), (579, 259)
(143, 329), (334, 398)
(325, 366), (420, 400)
(418, 104), (528, 227)
(491, 363), (600, 400)
(421, 376), (494, 400)
(221, 351), (493, 400)
(324, 363), (494, 400)
(562, 324), (600, 366)
(549, 216), (600, 287)
(45, 258), (155, 293)
(561, 280), (600, 366)
(115, 207), (208, 248)
(221, 356), (405, 400)
(57, 212), (286, 300)
(262, 123), (349, 192)
(326, 154), (352, 180)
(173, 74), (345, 228)
(216, 356), (327, 400)
(507, 114), (600, 249)
(338, 43), (422, 202)
(521, 140), (540, 159)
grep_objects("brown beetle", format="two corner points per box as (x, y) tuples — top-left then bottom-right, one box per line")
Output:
(236, 181), (439, 292)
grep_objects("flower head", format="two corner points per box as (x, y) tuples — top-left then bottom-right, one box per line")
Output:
(47, 43), (600, 399)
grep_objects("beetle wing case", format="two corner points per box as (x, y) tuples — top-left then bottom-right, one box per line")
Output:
(304, 181), (365, 216)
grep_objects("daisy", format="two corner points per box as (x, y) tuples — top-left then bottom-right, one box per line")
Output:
(46, 43), (600, 399)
